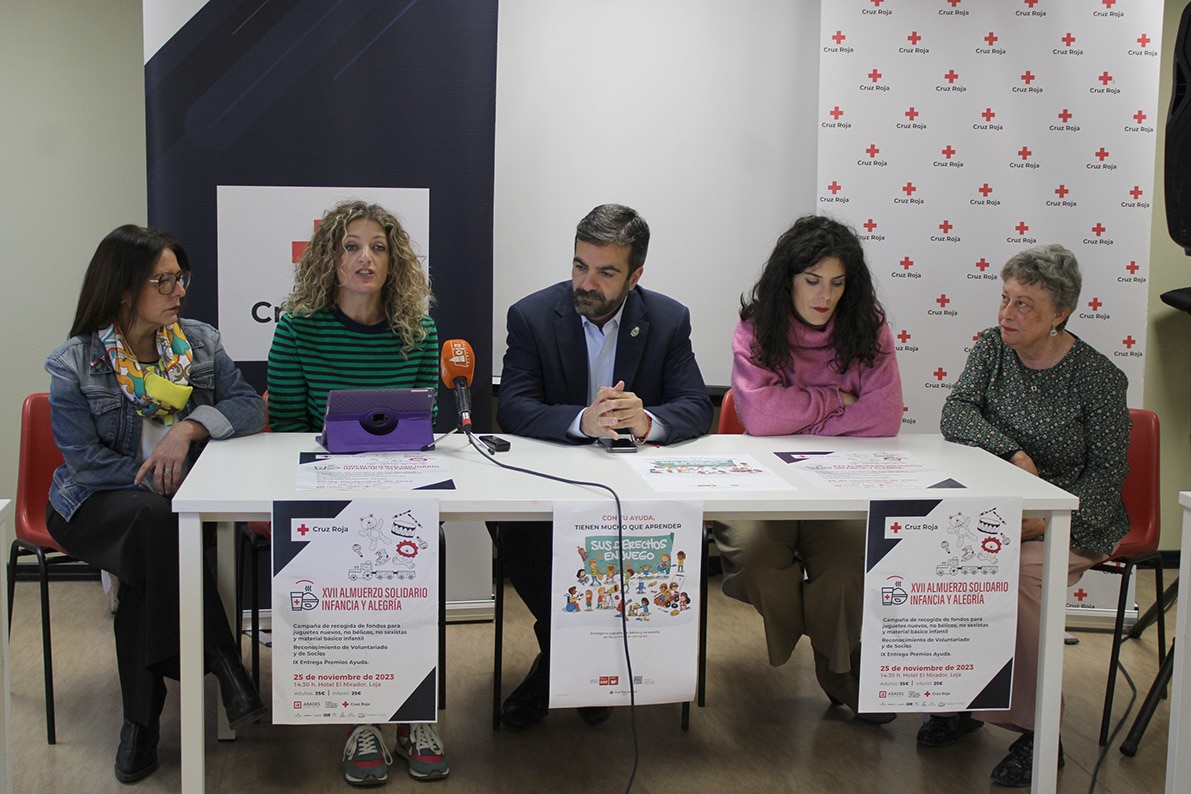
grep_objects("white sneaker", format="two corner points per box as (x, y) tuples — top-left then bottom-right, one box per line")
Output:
(395, 722), (450, 780)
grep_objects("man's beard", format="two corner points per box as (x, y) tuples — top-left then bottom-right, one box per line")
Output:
(573, 287), (627, 323)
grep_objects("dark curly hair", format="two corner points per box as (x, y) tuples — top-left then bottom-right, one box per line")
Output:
(740, 215), (886, 373)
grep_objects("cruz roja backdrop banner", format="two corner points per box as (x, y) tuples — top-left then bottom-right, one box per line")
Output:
(818, 0), (1163, 431)
(142, 0), (498, 430)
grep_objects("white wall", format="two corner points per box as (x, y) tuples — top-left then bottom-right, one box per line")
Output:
(0, 0), (148, 502)
(493, 0), (820, 388)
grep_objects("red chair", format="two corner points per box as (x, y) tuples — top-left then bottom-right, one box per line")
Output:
(1096, 407), (1165, 746)
(7, 392), (89, 745)
(718, 388), (746, 434)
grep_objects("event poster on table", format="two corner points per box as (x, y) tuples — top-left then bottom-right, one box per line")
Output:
(272, 499), (440, 724)
(859, 497), (1021, 713)
(549, 500), (704, 708)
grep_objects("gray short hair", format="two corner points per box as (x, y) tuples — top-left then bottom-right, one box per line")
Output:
(1001, 244), (1082, 327)
(575, 204), (650, 272)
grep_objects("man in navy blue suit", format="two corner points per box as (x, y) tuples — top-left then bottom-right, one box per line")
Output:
(494, 203), (713, 730)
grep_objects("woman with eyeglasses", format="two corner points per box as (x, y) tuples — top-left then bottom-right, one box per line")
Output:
(44, 224), (267, 784)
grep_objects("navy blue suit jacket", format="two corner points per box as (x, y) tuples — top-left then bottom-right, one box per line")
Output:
(497, 281), (712, 444)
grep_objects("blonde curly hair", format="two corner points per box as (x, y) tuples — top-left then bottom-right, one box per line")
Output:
(282, 200), (433, 354)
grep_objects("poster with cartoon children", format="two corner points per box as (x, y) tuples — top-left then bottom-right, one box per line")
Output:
(859, 497), (1021, 713)
(272, 498), (440, 724)
(549, 500), (703, 708)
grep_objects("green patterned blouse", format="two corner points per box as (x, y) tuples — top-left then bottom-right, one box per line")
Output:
(940, 327), (1130, 555)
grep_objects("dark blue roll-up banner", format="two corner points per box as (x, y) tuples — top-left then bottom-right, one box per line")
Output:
(144, 0), (498, 431)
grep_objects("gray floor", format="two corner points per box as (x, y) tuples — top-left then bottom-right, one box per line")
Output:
(7, 572), (1173, 793)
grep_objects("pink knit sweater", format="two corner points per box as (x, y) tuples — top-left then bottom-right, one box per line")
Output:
(730, 316), (903, 437)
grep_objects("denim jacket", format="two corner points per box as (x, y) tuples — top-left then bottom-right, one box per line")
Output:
(45, 319), (266, 520)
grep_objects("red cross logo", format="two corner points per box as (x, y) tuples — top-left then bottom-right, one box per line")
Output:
(871, 0), (884, 6)
(982, 107), (996, 122)
(866, 143), (880, 158)
(1025, 0), (1039, 7)
(891, 522), (903, 534)
(972, 332), (981, 341)
(985, 32), (998, 46)
(864, 218), (878, 232)
(939, 219), (954, 234)
(1015, 221), (1030, 235)
(1134, 110), (1147, 124)
(1092, 222), (1107, 237)
(1073, 588), (1089, 602)
(1088, 297), (1103, 311)
(1138, 33), (1152, 48)
(936, 294), (951, 308)
(1061, 33), (1076, 47)
(1098, 71), (1114, 86)
(944, 69), (960, 84)
(902, 182), (917, 196)
(343, 701), (350, 708)
(941, 145), (956, 159)
(947, 0), (961, 7)
(906, 106), (920, 121)
(1018, 146), (1033, 161)
(900, 256), (914, 270)
(1095, 147), (1111, 162)
(868, 68), (883, 83)
(1126, 261), (1140, 274)
(979, 184), (993, 198)
(830, 106), (844, 120)
(828, 181), (842, 195)
(933, 367), (948, 381)
(1055, 184), (1070, 199)
(293, 219), (320, 263)
(297, 523), (311, 536)
(1058, 108), (1073, 123)
(1103, 0), (1117, 7)
(1130, 186), (1143, 200)
(832, 30), (846, 45)
(976, 258), (991, 272)
(897, 330), (911, 343)
(1123, 335), (1137, 349)
(903, 405), (909, 413)
(908, 31), (922, 46)
(1021, 70), (1036, 85)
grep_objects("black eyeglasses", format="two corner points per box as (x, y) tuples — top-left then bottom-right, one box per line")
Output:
(147, 272), (191, 295)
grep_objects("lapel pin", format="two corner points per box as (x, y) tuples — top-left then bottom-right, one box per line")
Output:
(630, 326), (640, 337)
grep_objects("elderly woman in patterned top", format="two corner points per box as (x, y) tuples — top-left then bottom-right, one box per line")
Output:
(918, 244), (1130, 788)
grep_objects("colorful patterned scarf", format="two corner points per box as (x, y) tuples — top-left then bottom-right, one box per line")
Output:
(100, 322), (194, 424)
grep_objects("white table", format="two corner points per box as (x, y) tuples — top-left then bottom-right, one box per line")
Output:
(172, 432), (1078, 793)
(1, 499), (13, 794)
(1167, 491), (1191, 793)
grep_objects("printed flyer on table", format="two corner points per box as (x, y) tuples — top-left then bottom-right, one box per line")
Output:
(272, 499), (440, 724)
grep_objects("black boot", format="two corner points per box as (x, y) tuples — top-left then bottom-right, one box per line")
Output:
(208, 645), (267, 730)
(114, 718), (159, 784)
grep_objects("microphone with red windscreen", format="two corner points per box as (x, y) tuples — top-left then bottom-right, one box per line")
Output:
(440, 339), (475, 432)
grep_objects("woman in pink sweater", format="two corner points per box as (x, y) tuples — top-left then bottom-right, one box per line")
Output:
(716, 215), (902, 724)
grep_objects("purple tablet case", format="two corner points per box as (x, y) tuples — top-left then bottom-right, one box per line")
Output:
(316, 388), (435, 453)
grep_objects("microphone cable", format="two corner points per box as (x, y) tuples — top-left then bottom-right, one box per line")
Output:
(463, 430), (641, 793)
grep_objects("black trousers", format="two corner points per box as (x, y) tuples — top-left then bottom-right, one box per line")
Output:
(492, 521), (553, 657)
(46, 489), (238, 726)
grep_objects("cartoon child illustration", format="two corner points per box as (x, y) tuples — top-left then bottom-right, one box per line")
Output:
(638, 598), (651, 621)
(676, 550), (686, 572)
(577, 545), (588, 562)
(658, 553), (671, 575)
(564, 586), (580, 612)
(585, 589), (594, 610)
